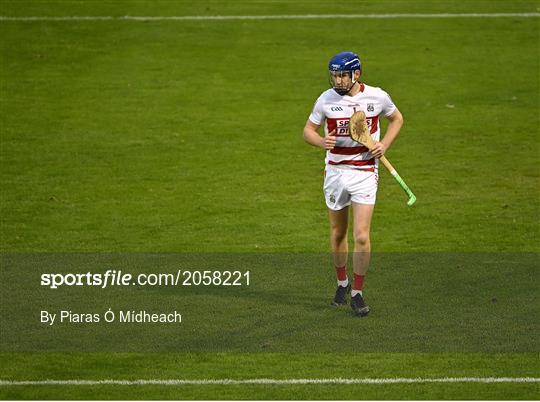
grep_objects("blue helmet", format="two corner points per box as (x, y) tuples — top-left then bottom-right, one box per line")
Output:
(328, 51), (362, 95)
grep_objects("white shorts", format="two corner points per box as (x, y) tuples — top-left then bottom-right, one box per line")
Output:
(323, 166), (378, 210)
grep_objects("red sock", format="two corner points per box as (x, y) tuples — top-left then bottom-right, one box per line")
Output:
(335, 265), (347, 281)
(353, 273), (365, 291)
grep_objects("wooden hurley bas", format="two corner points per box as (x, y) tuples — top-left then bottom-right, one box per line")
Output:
(349, 111), (417, 207)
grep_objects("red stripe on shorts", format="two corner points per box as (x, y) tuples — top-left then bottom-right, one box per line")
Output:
(328, 158), (375, 167)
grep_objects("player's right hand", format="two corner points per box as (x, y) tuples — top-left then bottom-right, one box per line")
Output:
(323, 129), (337, 150)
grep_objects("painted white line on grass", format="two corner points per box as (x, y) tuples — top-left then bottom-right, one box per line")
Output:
(0, 377), (539, 386)
(0, 13), (539, 21)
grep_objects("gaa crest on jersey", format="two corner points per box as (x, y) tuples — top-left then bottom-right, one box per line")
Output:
(367, 103), (374, 112)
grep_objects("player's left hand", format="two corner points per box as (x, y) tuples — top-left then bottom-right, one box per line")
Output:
(371, 141), (387, 158)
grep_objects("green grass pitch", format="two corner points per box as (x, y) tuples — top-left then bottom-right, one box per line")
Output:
(1, 0), (539, 400)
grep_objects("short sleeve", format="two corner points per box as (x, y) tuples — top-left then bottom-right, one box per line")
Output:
(308, 95), (325, 125)
(381, 90), (397, 117)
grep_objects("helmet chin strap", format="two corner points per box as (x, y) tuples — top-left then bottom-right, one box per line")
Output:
(339, 80), (357, 96)
(341, 72), (358, 95)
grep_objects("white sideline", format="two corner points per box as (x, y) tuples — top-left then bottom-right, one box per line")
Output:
(0, 13), (539, 21)
(0, 377), (539, 386)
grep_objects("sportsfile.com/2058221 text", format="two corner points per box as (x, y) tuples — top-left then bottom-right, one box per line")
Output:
(40, 270), (251, 289)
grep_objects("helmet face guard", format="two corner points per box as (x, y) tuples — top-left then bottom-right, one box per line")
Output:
(328, 70), (356, 96)
(328, 51), (362, 96)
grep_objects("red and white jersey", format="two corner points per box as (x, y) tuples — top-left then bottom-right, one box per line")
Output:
(308, 83), (397, 171)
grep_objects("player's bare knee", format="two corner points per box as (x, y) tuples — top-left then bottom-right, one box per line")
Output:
(354, 231), (370, 247)
(330, 225), (347, 243)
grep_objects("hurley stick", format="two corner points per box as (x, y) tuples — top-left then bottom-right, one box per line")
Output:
(349, 111), (416, 206)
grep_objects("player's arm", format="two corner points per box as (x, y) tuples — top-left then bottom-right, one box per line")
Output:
(303, 119), (336, 150)
(371, 109), (403, 158)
